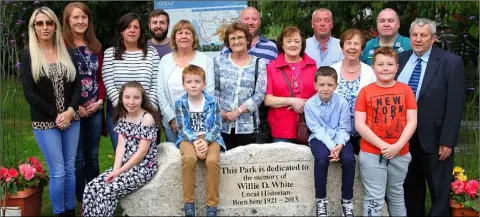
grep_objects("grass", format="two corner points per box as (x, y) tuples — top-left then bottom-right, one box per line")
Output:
(1, 80), (479, 215)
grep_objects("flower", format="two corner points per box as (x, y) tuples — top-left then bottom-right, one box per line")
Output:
(0, 157), (48, 200)
(28, 157), (45, 175)
(19, 164), (36, 181)
(4, 168), (18, 182)
(15, 62), (21, 69)
(458, 173), (468, 181)
(9, 39), (16, 45)
(465, 180), (479, 198)
(0, 167), (7, 179)
(452, 180), (465, 194)
(15, 20), (25, 25)
(450, 166), (480, 212)
(453, 166), (464, 175)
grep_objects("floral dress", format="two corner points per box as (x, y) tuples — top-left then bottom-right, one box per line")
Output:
(82, 112), (158, 216)
(336, 75), (361, 136)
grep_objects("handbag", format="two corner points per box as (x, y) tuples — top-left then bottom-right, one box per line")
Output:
(251, 57), (264, 144)
(279, 68), (309, 145)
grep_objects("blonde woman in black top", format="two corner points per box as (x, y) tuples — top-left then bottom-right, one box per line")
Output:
(20, 6), (80, 216)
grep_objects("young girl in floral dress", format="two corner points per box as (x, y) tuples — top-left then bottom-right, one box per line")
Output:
(82, 81), (160, 216)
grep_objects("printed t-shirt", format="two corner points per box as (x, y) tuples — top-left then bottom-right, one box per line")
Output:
(188, 96), (206, 136)
(355, 82), (417, 155)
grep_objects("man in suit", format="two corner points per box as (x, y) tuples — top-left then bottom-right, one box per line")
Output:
(396, 18), (465, 216)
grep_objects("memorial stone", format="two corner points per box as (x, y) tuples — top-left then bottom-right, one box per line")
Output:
(120, 142), (388, 216)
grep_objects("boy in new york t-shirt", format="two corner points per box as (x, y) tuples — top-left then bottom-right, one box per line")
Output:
(174, 64), (226, 217)
(355, 46), (417, 216)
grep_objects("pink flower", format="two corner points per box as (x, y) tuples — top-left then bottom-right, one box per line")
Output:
(464, 180), (479, 198)
(19, 164), (36, 181)
(81, 92), (88, 98)
(452, 180), (465, 194)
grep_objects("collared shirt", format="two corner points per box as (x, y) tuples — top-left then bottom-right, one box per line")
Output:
(174, 91), (226, 151)
(361, 34), (412, 66)
(305, 36), (344, 68)
(304, 93), (351, 151)
(221, 33), (278, 64)
(397, 47), (432, 100)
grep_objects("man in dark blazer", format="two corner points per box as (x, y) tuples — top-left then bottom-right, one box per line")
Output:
(396, 18), (465, 216)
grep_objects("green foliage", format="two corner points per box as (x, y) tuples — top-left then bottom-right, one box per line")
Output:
(41, 1), (153, 48)
(258, 1), (479, 42)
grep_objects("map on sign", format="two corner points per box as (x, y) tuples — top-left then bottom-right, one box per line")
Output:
(154, 1), (247, 53)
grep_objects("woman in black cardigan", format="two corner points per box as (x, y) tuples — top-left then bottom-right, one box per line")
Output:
(20, 6), (80, 216)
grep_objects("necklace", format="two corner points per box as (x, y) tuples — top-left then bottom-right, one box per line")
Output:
(291, 62), (301, 89)
(341, 62), (360, 73)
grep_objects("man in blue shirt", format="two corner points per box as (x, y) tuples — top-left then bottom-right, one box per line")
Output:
(304, 66), (354, 217)
(221, 7), (278, 64)
(361, 8), (411, 65)
(305, 8), (344, 68)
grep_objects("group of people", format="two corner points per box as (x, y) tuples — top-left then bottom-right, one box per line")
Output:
(20, 2), (465, 217)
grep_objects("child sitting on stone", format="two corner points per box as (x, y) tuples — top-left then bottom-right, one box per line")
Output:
(175, 64), (226, 217)
(304, 66), (355, 217)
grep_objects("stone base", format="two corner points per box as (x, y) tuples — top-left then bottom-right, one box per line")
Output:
(120, 142), (389, 216)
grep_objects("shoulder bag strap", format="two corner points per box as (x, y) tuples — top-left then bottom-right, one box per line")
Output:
(280, 69), (294, 97)
(252, 57), (260, 129)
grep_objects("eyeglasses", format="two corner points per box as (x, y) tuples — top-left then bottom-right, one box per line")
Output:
(33, 20), (55, 27)
(228, 35), (246, 42)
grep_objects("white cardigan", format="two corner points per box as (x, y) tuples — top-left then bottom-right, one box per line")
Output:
(330, 61), (376, 94)
(157, 51), (215, 127)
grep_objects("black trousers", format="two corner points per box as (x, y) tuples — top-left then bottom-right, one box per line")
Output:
(221, 128), (253, 150)
(403, 133), (454, 216)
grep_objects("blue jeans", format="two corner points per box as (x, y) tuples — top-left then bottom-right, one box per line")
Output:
(309, 138), (355, 200)
(106, 100), (118, 151)
(34, 121), (80, 214)
(164, 123), (178, 143)
(75, 110), (101, 202)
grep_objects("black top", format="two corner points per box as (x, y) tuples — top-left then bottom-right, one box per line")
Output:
(20, 48), (81, 125)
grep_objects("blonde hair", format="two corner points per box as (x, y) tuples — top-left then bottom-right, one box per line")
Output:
(170, 20), (199, 50)
(28, 6), (76, 83)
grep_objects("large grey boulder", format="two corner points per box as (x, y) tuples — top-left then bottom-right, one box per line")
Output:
(120, 142), (388, 216)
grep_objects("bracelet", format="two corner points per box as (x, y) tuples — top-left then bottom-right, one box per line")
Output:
(237, 108), (242, 114)
(97, 99), (103, 106)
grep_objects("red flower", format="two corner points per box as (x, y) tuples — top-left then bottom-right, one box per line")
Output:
(28, 157), (45, 175)
(0, 167), (7, 179)
(4, 168), (19, 182)
(28, 157), (39, 165)
(452, 179), (465, 194)
(464, 180), (479, 198)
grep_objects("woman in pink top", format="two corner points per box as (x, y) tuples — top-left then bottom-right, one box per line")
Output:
(264, 26), (317, 143)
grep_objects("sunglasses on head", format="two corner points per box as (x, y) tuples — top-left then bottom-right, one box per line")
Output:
(33, 20), (55, 27)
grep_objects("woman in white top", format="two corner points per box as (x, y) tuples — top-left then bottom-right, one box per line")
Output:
(102, 13), (160, 151)
(157, 20), (214, 143)
(330, 28), (375, 155)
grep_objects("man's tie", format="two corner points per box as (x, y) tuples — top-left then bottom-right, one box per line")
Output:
(408, 58), (422, 96)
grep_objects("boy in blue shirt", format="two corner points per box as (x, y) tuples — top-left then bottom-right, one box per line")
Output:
(304, 66), (354, 217)
(175, 65), (226, 217)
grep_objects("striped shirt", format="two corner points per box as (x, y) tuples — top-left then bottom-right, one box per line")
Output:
(222, 33), (278, 64)
(102, 46), (160, 108)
